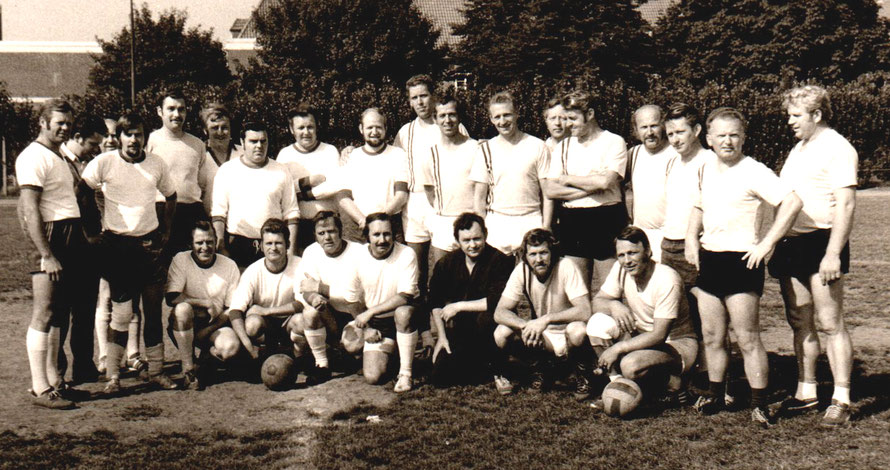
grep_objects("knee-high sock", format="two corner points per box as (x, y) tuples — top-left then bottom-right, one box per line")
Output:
(172, 327), (195, 372)
(45, 326), (62, 387)
(396, 331), (418, 377)
(27, 327), (51, 394)
(145, 344), (164, 376)
(304, 327), (329, 368)
(127, 313), (140, 360)
(106, 300), (132, 379)
(95, 308), (110, 364)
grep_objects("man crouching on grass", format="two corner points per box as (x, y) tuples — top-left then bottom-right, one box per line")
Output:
(165, 221), (243, 390)
(587, 226), (699, 409)
(492, 229), (592, 397)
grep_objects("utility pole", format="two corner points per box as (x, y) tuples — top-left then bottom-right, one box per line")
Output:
(130, 0), (136, 108)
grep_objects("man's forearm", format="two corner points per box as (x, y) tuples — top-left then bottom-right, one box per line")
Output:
(827, 188), (856, 255)
(19, 190), (52, 257)
(365, 294), (409, 318)
(761, 193), (803, 246)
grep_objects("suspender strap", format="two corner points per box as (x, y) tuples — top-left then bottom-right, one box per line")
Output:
(431, 145), (443, 214)
(406, 121), (416, 191)
(481, 140), (494, 206)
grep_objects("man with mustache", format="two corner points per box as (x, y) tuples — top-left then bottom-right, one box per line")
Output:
(685, 107), (802, 427)
(211, 122), (300, 269)
(587, 226), (698, 406)
(625, 105), (675, 262)
(492, 229), (592, 396)
(166, 221), (242, 390)
(79, 112), (179, 393)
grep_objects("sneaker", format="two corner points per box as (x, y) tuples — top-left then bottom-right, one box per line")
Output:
(394, 373), (412, 393)
(693, 395), (725, 415)
(574, 372), (592, 401)
(663, 388), (695, 408)
(821, 400), (852, 427)
(151, 374), (180, 390)
(54, 381), (90, 401)
(751, 406), (774, 429)
(30, 387), (75, 410)
(127, 356), (148, 373)
(776, 396), (819, 418)
(529, 366), (552, 393)
(494, 375), (514, 395)
(103, 378), (121, 395)
(183, 371), (202, 391)
(306, 366), (332, 386)
(590, 397), (605, 413)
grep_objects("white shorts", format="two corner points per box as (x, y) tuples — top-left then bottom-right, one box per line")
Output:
(486, 211), (543, 255)
(542, 326), (568, 358)
(363, 337), (396, 354)
(640, 227), (664, 263)
(402, 192), (434, 243)
(428, 214), (459, 251)
(586, 312), (697, 373)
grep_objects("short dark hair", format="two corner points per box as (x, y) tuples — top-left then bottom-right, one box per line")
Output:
(542, 96), (563, 116)
(561, 90), (594, 114)
(260, 218), (290, 248)
(72, 114), (108, 140)
(312, 211), (342, 234)
(488, 91), (516, 110)
(288, 102), (317, 125)
(434, 89), (465, 121)
(406, 74), (434, 93)
(39, 98), (74, 122)
(706, 107), (747, 133)
(665, 103), (701, 129)
(520, 228), (559, 261)
(615, 225), (650, 252)
(159, 89), (187, 108)
(453, 212), (486, 241)
(200, 102), (230, 128)
(362, 212), (393, 241)
(192, 219), (217, 241)
(240, 121), (268, 140)
(116, 111), (145, 138)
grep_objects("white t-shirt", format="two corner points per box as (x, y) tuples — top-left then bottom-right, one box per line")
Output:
(469, 133), (550, 216)
(695, 156), (793, 252)
(211, 158), (299, 239)
(339, 145), (409, 217)
(344, 243), (419, 316)
(146, 129), (208, 204)
(296, 240), (361, 311)
(229, 254), (301, 312)
(166, 251), (241, 319)
(780, 128), (858, 235)
(544, 136), (562, 152)
(599, 262), (695, 341)
(662, 147), (715, 240)
(421, 138), (478, 216)
(15, 142), (80, 221)
(81, 150), (175, 236)
(501, 258), (589, 328)
(547, 131), (627, 208)
(628, 144), (676, 230)
(393, 117), (468, 193)
(276, 142), (342, 218)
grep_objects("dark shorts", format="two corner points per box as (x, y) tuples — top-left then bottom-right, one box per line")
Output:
(768, 229), (850, 281)
(555, 204), (627, 260)
(696, 249), (765, 298)
(661, 238), (699, 289)
(156, 202), (208, 259)
(101, 230), (166, 303)
(226, 233), (263, 269)
(28, 218), (87, 274)
(368, 315), (397, 340)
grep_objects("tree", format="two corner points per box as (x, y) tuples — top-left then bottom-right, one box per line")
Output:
(240, 0), (447, 148)
(83, 4), (233, 132)
(653, 0), (890, 88)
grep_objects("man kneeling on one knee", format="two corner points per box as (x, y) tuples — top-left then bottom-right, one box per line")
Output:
(587, 226), (698, 404)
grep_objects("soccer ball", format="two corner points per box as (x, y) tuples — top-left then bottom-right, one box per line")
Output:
(341, 321), (364, 355)
(261, 354), (297, 391)
(601, 377), (643, 417)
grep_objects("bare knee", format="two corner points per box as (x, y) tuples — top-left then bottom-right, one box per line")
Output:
(733, 329), (763, 354)
(785, 304), (814, 331)
(394, 306), (414, 333)
(214, 334), (240, 361)
(302, 307), (322, 329)
(816, 311), (845, 336)
(172, 303), (194, 328)
(245, 315), (264, 338)
(566, 321), (588, 347)
(493, 325), (514, 348)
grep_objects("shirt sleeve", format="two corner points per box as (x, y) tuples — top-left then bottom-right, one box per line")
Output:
(210, 164), (228, 219)
(155, 159), (177, 198)
(562, 260), (590, 301)
(280, 169), (301, 220)
(392, 148), (410, 185)
(468, 144), (488, 184)
(598, 261), (624, 301)
(197, 151), (217, 199)
(80, 156), (103, 190)
(420, 146), (435, 188)
(223, 261), (241, 308)
(829, 140), (859, 190)
(500, 264), (525, 303)
(536, 142), (552, 180)
(14, 150), (47, 189)
(165, 254), (187, 294)
(228, 267), (255, 312)
(750, 161), (792, 207)
(652, 268), (683, 320)
(397, 246), (420, 298)
(545, 140), (564, 179)
(606, 136), (629, 178)
(392, 125), (407, 151)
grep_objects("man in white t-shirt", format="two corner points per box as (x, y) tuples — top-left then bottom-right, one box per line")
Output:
(343, 213), (420, 393)
(769, 86), (858, 427)
(146, 91), (212, 256)
(625, 105), (675, 262)
(542, 97), (567, 151)
(543, 91), (628, 291)
(685, 107), (802, 427)
(587, 226), (698, 407)
(15, 99), (82, 409)
(165, 221), (242, 390)
(338, 108), (409, 243)
(198, 103), (242, 208)
(276, 104), (343, 254)
(211, 122), (300, 269)
(226, 219), (303, 365)
(79, 112), (180, 393)
(492, 229), (592, 396)
(422, 91), (479, 262)
(470, 91), (553, 255)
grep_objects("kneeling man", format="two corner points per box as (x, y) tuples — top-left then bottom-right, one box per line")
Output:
(587, 226), (698, 404)
(166, 221), (243, 389)
(492, 229), (592, 396)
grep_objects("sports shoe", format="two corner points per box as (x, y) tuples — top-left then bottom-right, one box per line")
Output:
(574, 372), (592, 401)
(127, 356), (148, 373)
(776, 396), (819, 418)
(529, 365), (552, 393)
(693, 395), (725, 415)
(183, 371), (202, 391)
(394, 373), (412, 393)
(590, 397), (605, 413)
(306, 366), (332, 386)
(663, 388), (695, 408)
(54, 381), (90, 401)
(30, 387), (75, 410)
(150, 374), (180, 390)
(494, 375), (514, 395)
(103, 378), (121, 395)
(751, 406), (774, 429)
(821, 400), (852, 427)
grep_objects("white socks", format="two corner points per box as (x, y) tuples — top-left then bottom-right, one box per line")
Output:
(396, 331), (418, 377)
(26, 327), (50, 394)
(172, 328), (195, 373)
(795, 381), (818, 401)
(832, 386), (851, 405)
(304, 327), (329, 368)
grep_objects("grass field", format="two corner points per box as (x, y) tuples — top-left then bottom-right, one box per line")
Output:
(1, 192), (889, 470)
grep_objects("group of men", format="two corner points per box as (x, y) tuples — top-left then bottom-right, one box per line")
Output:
(16, 76), (856, 429)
